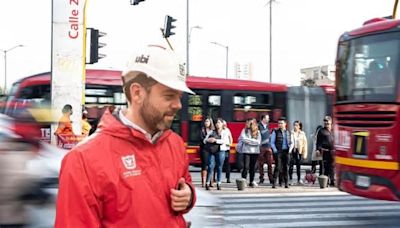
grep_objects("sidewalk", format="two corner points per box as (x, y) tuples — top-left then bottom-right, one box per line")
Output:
(189, 166), (340, 194)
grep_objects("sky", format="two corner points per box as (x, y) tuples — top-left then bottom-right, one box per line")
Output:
(0, 0), (396, 92)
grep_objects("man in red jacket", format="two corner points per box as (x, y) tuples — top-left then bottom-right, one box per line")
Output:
(55, 44), (196, 227)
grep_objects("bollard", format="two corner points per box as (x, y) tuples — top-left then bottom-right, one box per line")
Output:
(318, 175), (328, 188)
(236, 178), (247, 191)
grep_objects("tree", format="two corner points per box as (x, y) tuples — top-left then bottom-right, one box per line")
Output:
(301, 78), (316, 87)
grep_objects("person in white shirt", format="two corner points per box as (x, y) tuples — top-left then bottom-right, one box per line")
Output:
(222, 120), (233, 183)
(204, 118), (230, 190)
(289, 120), (308, 185)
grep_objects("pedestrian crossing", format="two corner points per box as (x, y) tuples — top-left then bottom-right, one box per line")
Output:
(215, 192), (400, 227)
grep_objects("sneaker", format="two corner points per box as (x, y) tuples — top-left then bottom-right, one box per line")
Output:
(252, 181), (258, 187)
(249, 182), (254, 188)
(285, 185), (289, 188)
(226, 179), (231, 183)
(259, 178), (264, 184)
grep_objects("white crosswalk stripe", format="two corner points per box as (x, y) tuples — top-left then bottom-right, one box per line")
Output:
(213, 192), (400, 227)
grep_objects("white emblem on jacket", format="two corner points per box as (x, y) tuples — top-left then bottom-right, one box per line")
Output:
(122, 155), (136, 170)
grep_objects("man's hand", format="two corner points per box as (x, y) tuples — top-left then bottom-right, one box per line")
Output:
(170, 177), (192, 212)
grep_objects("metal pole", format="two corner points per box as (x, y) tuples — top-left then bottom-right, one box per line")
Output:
(4, 52), (7, 94)
(186, 0), (189, 76)
(0, 45), (23, 94)
(226, 46), (229, 79)
(269, 0), (272, 83)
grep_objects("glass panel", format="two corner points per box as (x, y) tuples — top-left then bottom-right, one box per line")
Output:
(208, 95), (221, 106)
(188, 122), (202, 144)
(113, 92), (126, 103)
(233, 93), (271, 122)
(86, 89), (108, 96)
(188, 95), (202, 106)
(98, 97), (114, 103)
(337, 32), (399, 102)
(85, 97), (98, 103)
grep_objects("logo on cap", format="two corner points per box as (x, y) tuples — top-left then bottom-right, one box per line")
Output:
(178, 64), (186, 82)
(135, 55), (150, 64)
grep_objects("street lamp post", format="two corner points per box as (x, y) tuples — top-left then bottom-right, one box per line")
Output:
(187, 25), (202, 76)
(210, 41), (229, 79)
(0, 44), (24, 94)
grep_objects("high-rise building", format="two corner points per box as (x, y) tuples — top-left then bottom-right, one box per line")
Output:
(234, 62), (252, 80)
(300, 65), (335, 85)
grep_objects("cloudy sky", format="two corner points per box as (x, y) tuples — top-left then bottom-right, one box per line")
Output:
(0, 0), (395, 91)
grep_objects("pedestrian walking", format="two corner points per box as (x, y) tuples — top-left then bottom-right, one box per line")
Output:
(55, 45), (196, 227)
(311, 125), (323, 175)
(257, 114), (273, 184)
(222, 120), (233, 183)
(81, 110), (92, 137)
(289, 120), (308, 185)
(317, 116), (335, 187)
(241, 119), (261, 188)
(200, 117), (214, 187)
(271, 117), (292, 188)
(55, 104), (74, 136)
(236, 118), (253, 172)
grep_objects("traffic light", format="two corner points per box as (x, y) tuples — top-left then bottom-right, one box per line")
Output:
(86, 28), (106, 64)
(130, 0), (145, 5)
(163, 15), (177, 38)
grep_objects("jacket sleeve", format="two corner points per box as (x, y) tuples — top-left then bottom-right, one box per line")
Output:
(55, 150), (101, 228)
(288, 131), (295, 153)
(270, 131), (277, 153)
(316, 129), (323, 151)
(302, 132), (308, 159)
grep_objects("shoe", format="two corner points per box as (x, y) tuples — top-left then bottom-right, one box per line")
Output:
(272, 184), (276, 188)
(259, 178), (264, 184)
(209, 183), (214, 187)
(226, 179), (231, 183)
(249, 182), (254, 188)
(285, 185), (289, 188)
(252, 181), (258, 187)
(217, 184), (221, 190)
(206, 185), (210, 190)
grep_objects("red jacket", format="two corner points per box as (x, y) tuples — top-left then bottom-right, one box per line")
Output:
(55, 111), (196, 227)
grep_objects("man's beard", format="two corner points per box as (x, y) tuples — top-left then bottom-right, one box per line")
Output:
(139, 97), (176, 133)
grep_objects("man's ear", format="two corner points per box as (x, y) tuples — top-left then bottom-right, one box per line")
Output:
(129, 83), (145, 104)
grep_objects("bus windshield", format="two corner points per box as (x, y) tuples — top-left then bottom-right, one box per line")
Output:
(336, 32), (400, 103)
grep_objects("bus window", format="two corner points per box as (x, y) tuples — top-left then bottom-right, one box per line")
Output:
(188, 93), (204, 145)
(19, 85), (50, 101)
(233, 92), (271, 121)
(171, 110), (181, 135)
(207, 94), (221, 121)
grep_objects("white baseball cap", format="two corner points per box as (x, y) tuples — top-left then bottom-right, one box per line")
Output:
(122, 44), (194, 94)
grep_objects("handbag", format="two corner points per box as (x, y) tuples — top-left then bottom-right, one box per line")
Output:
(235, 140), (244, 153)
(208, 143), (220, 154)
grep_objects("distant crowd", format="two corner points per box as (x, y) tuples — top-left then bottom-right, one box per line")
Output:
(199, 114), (334, 190)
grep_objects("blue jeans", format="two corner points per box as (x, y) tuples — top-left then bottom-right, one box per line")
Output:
(207, 151), (226, 183)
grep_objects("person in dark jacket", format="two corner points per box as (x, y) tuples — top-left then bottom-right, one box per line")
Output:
(257, 114), (273, 184)
(270, 117), (292, 188)
(316, 116), (335, 186)
(200, 117), (214, 187)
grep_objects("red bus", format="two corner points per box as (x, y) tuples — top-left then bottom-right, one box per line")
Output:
(334, 17), (400, 201)
(2, 69), (288, 167)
